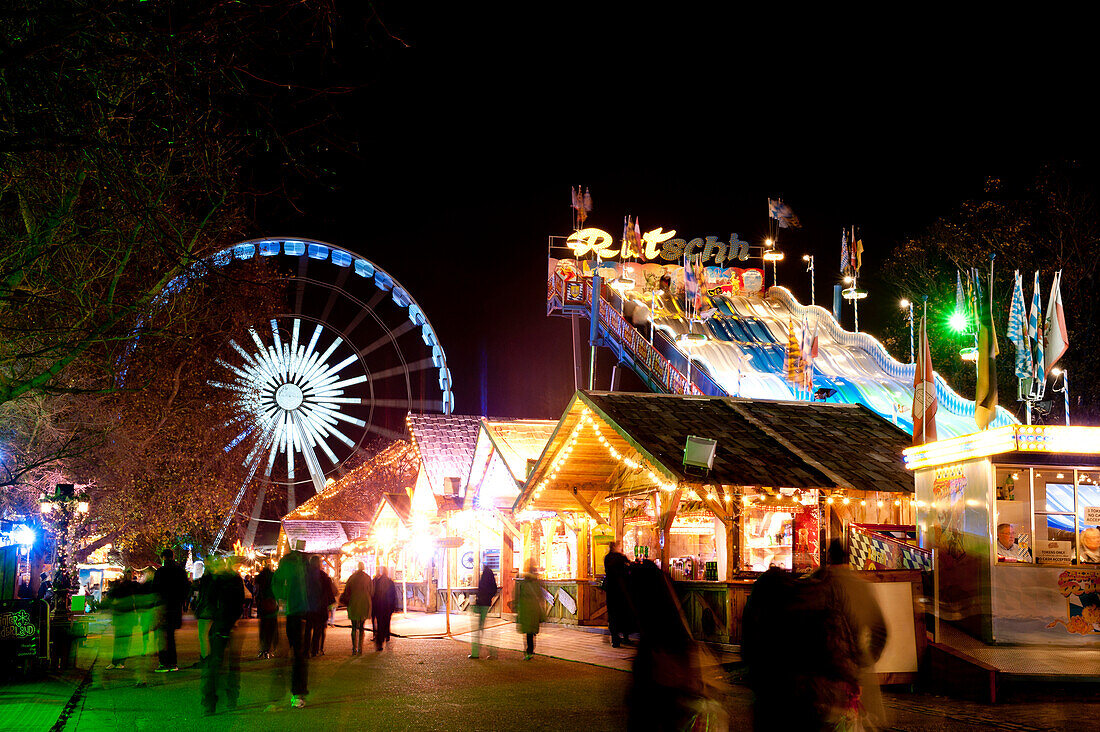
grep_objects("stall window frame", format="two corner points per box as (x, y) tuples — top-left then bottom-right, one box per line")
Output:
(995, 463), (1100, 565)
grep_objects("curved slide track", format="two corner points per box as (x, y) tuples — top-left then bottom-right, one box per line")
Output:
(561, 272), (1017, 439)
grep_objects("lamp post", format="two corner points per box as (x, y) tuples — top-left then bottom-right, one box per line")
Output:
(40, 483), (89, 669)
(1052, 368), (1070, 426)
(900, 299), (915, 363)
(763, 239), (784, 289)
(802, 254), (815, 307)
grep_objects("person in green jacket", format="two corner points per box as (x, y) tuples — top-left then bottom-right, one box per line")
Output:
(273, 540), (310, 709)
(516, 562), (544, 660)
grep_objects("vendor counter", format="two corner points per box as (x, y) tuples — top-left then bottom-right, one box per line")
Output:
(536, 579), (606, 626)
(672, 579), (756, 645)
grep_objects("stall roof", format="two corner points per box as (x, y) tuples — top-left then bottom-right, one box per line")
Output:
(283, 440), (419, 522)
(466, 419), (557, 508)
(407, 413), (484, 495)
(282, 520), (348, 553)
(516, 391), (914, 513)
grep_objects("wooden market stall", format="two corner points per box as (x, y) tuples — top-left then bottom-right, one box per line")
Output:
(515, 390), (917, 643)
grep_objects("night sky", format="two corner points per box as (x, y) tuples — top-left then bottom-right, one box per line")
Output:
(257, 7), (1093, 421)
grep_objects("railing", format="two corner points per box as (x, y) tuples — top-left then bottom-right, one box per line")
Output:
(768, 286), (1017, 427)
(849, 523), (932, 572)
(549, 272), (707, 396)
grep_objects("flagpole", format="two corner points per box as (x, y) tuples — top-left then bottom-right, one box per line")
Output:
(922, 298), (928, 447)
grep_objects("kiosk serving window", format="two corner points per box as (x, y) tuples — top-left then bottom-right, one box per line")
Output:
(995, 466), (1100, 565)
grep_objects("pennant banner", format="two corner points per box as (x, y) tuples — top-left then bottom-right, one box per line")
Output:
(912, 308), (938, 445)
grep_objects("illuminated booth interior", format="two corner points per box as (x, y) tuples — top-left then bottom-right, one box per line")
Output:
(907, 426), (1100, 646)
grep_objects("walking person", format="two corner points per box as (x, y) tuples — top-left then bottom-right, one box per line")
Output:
(469, 564), (497, 659)
(254, 559), (279, 658)
(191, 556), (218, 669)
(104, 570), (138, 671)
(153, 548), (190, 673)
(200, 557), (245, 716)
(371, 566), (398, 651)
(273, 540), (311, 709)
(132, 569), (159, 686)
(340, 562), (372, 655)
(306, 555), (334, 656)
(603, 541), (631, 647)
(516, 562), (544, 660)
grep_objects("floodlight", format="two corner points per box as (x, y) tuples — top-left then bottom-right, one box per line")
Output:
(683, 436), (717, 471)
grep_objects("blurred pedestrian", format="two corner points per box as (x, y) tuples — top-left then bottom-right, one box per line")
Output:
(306, 555), (334, 656)
(340, 562), (372, 655)
(273, 540), (311, 709)
(603, 541), (631, 647)
(516, 562), (543, 660)
(243, 574), (255, 619)
(104, 570), (138, 671)
(153, 548), (190, 673)
(191, 556), (218, 668)
(132, 569), (159, 686)
(626, 560), (727, 731)
(201, 557), (245, 716)
(817, 540), (889, 730)
(469, 564), (497, 659)
(255, 559), (279, 658)
(371, 566), (398, 651)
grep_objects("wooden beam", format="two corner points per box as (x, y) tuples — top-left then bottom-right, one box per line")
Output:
(689, 484), (730, 523)
(572, 489), (609, 527)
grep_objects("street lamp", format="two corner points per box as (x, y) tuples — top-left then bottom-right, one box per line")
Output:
(802, 254), (815, 306)
(1052, 368), (1070, 426)
(900, 299), (914, 364)
(40, 483), (89, 669)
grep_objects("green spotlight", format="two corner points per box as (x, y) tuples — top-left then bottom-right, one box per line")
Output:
(949, 310), (968, 333)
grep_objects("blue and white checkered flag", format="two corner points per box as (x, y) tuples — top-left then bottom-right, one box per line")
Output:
(1008, 270), (1031, 378)
(1028, 270), (1045, 386)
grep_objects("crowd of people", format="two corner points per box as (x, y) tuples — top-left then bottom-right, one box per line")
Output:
(90, 537), (889, 727)
(96, 540), (400, 714)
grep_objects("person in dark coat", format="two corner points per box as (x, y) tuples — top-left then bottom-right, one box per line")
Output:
(273, 540), (311, 709)
(469, 564), (497, 659)
(254, 559), (279, 658)
(515, 562), (543, 660)
(603, 542), (631, 647)
(340, 562), (372, 655)
(37, 572), (52, 602)
(153, 548), (190, 672)
(306, 555), (335, 656)
(371, 566), (398, 651)
(200, 557), (245, 716)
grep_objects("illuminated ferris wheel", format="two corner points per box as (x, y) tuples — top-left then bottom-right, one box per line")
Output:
(188, 238), (453, 549)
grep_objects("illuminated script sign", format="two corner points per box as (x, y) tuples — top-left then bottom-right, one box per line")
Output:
(567, 228), (753, 265)
(0, 601), (43, 660)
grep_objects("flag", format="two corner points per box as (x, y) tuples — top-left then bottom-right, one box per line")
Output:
(955, 270), (964, 315)
(786, 319), (805, 389)
(1044, 270), (1068, 373)
(1028, 271), (1045, 387)
(768, 198), (801, 229)
(684, 255), (707, 315)
(975, 271), (999, 430)
(1007, 270), (1031, 378)
(853, 231), (864, 274)
(840, 229), (850, 275)
(800, 318), (817, 392)
(571, 186), (592, 227)
(912, 307), (938, 445)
